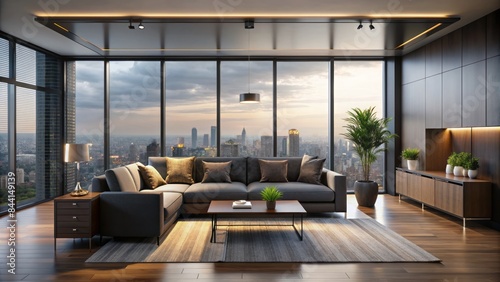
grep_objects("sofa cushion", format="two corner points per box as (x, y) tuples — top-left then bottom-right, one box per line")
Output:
(141, 183), (190, 194)
(183, 182), (247, 203)
(247, 182), (335, 202)
(105, 166), (138, 192)
(165, 157), (195, 184)
(201, 161), (232, 183)
(194, 157), (247, 183)
(137, 163), (166, 189)
(247, 157), (303, 183)
(297, 158), (325, 185)
(124, 163), (144, 190)
(161, 192), (183, 220)
(259, 159), (288, 182)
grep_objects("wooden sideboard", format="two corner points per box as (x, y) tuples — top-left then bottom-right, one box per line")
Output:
(396, 168), (491, 227)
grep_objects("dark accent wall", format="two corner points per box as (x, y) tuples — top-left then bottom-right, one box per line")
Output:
(401, 9), (500, 228)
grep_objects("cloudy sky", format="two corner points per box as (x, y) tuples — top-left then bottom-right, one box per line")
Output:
(73, 60), (383, 142)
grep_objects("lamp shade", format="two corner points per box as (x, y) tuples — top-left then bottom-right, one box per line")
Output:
(239, 93), (260, 103)
(64, 143), (90, 163)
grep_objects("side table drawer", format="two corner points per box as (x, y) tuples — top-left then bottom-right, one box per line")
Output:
(57, 215), (90, 222)
(56, 201), (90, 209)
(56, 227), (91, 235)
(56, 221), (90, 228)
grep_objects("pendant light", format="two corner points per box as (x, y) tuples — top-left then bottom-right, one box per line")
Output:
(240, 20), (260, 104)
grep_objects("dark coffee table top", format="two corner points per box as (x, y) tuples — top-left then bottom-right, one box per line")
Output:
(207, 200), (306, 214)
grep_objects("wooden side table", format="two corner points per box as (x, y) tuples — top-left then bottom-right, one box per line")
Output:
(54, 192), (100, 251)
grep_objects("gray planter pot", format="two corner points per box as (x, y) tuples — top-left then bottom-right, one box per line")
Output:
(354, 180), (379, 207)
(266, 201), (276, 210)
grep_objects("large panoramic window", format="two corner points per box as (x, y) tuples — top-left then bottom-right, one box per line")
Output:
(277, 62), (329, 164)
(333, 61), (384, 191)
(221, 61), (273, 157)
(109, 61), (161, 167)
(165, 61), (217, 157)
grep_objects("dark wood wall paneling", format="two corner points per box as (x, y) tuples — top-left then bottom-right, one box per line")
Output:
(401, 9), (500, 227)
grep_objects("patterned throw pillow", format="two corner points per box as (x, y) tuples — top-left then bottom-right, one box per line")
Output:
(165, 156), (195, 184)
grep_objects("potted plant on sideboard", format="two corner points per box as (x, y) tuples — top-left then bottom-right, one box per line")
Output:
(342, 107), (397, 207)
(401, 148), (419, 170)
(463, 157), (480, 179)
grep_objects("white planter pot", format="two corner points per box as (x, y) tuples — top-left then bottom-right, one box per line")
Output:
(407, 160), (418, 170)
(453, 166), (463, 176)
(445, 164), (453, 174)
(468, 169), (478, 179)
(462, 167), (468, 177)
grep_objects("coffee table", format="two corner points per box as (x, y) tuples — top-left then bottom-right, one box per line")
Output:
(207, 200), (306, 243)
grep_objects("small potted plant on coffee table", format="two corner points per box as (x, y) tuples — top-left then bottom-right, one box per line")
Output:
(401, 148), (419, 170)
(260, 185), (283, 210)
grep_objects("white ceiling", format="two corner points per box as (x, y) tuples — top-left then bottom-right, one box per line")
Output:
(1, 0), (499, 57)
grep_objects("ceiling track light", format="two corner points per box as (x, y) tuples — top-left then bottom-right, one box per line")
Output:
(357, 21), (363, 30)
(128, 19), (135, 29)
(369, 20), (375, 30)
(244, 19), (254, 29)
(138, 21), (145, 30)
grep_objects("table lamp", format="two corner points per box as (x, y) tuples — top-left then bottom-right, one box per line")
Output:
(65, 143), (90, 196)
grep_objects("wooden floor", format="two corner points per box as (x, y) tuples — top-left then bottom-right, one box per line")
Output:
(1, 194), (499, 282)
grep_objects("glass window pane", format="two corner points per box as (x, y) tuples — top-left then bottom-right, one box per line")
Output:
(165, 61), (216, 157)
(0, 38), (8, 77)
(221, 61), (273, 157)
(109, 61), (161, 167)
(333, 61), (384, 192)
(74, 61), (105, 190)
(16, 44), (37, 86)
(16, 87), (37, 206)
(277, 62), (329, 164)
(0, 83), (8, 213)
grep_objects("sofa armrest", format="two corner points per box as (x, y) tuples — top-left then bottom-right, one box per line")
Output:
(91, 175), (109, 192)
(322, 169), (347, 213)
(99, 192), (164, 238)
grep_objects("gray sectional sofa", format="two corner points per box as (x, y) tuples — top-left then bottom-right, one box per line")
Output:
(91, 156), (346, 243)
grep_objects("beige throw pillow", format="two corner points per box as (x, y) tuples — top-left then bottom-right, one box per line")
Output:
(259, 159), (288, 182)
(137, 162), (166, 189)
(201, 161), (232, 183)
(165, 156), (195, 184)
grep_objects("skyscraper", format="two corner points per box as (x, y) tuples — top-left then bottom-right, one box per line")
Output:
(191, 127), (197, 148)
(146, 139), (159, 157)
(210, 126), (217, 147)
(241, 128), (246, 147)
(129, 143), (138, 161)
(288, 129), (300, 157)
(203, 134), (209, 147)
(221, 139), (239, 157)
(260, 135), (273, 157)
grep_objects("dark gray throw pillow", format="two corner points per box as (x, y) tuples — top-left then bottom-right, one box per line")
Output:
(259, 159), (288, 182)
(297, 158), (325, 185)
(201, 161), (232, 183)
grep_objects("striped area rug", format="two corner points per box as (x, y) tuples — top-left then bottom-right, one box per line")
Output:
(86, 218), (440, 263)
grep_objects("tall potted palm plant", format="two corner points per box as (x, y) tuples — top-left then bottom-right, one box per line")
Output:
(342, 107), (397, 207)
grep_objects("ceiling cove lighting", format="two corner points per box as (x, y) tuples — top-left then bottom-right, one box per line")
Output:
(240, 19), (260, 104)
(396, 23), (442, 49)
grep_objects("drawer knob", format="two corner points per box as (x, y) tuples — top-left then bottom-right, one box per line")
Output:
(72, 203), (77, 206)
(72, 216), (77, 220)
(72, 228), (77, 232)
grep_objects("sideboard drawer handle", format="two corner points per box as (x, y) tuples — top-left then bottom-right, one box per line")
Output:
(72, 216), (77, 220)
(72, 228), (77, 232)
(72, 203), (77, 206)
